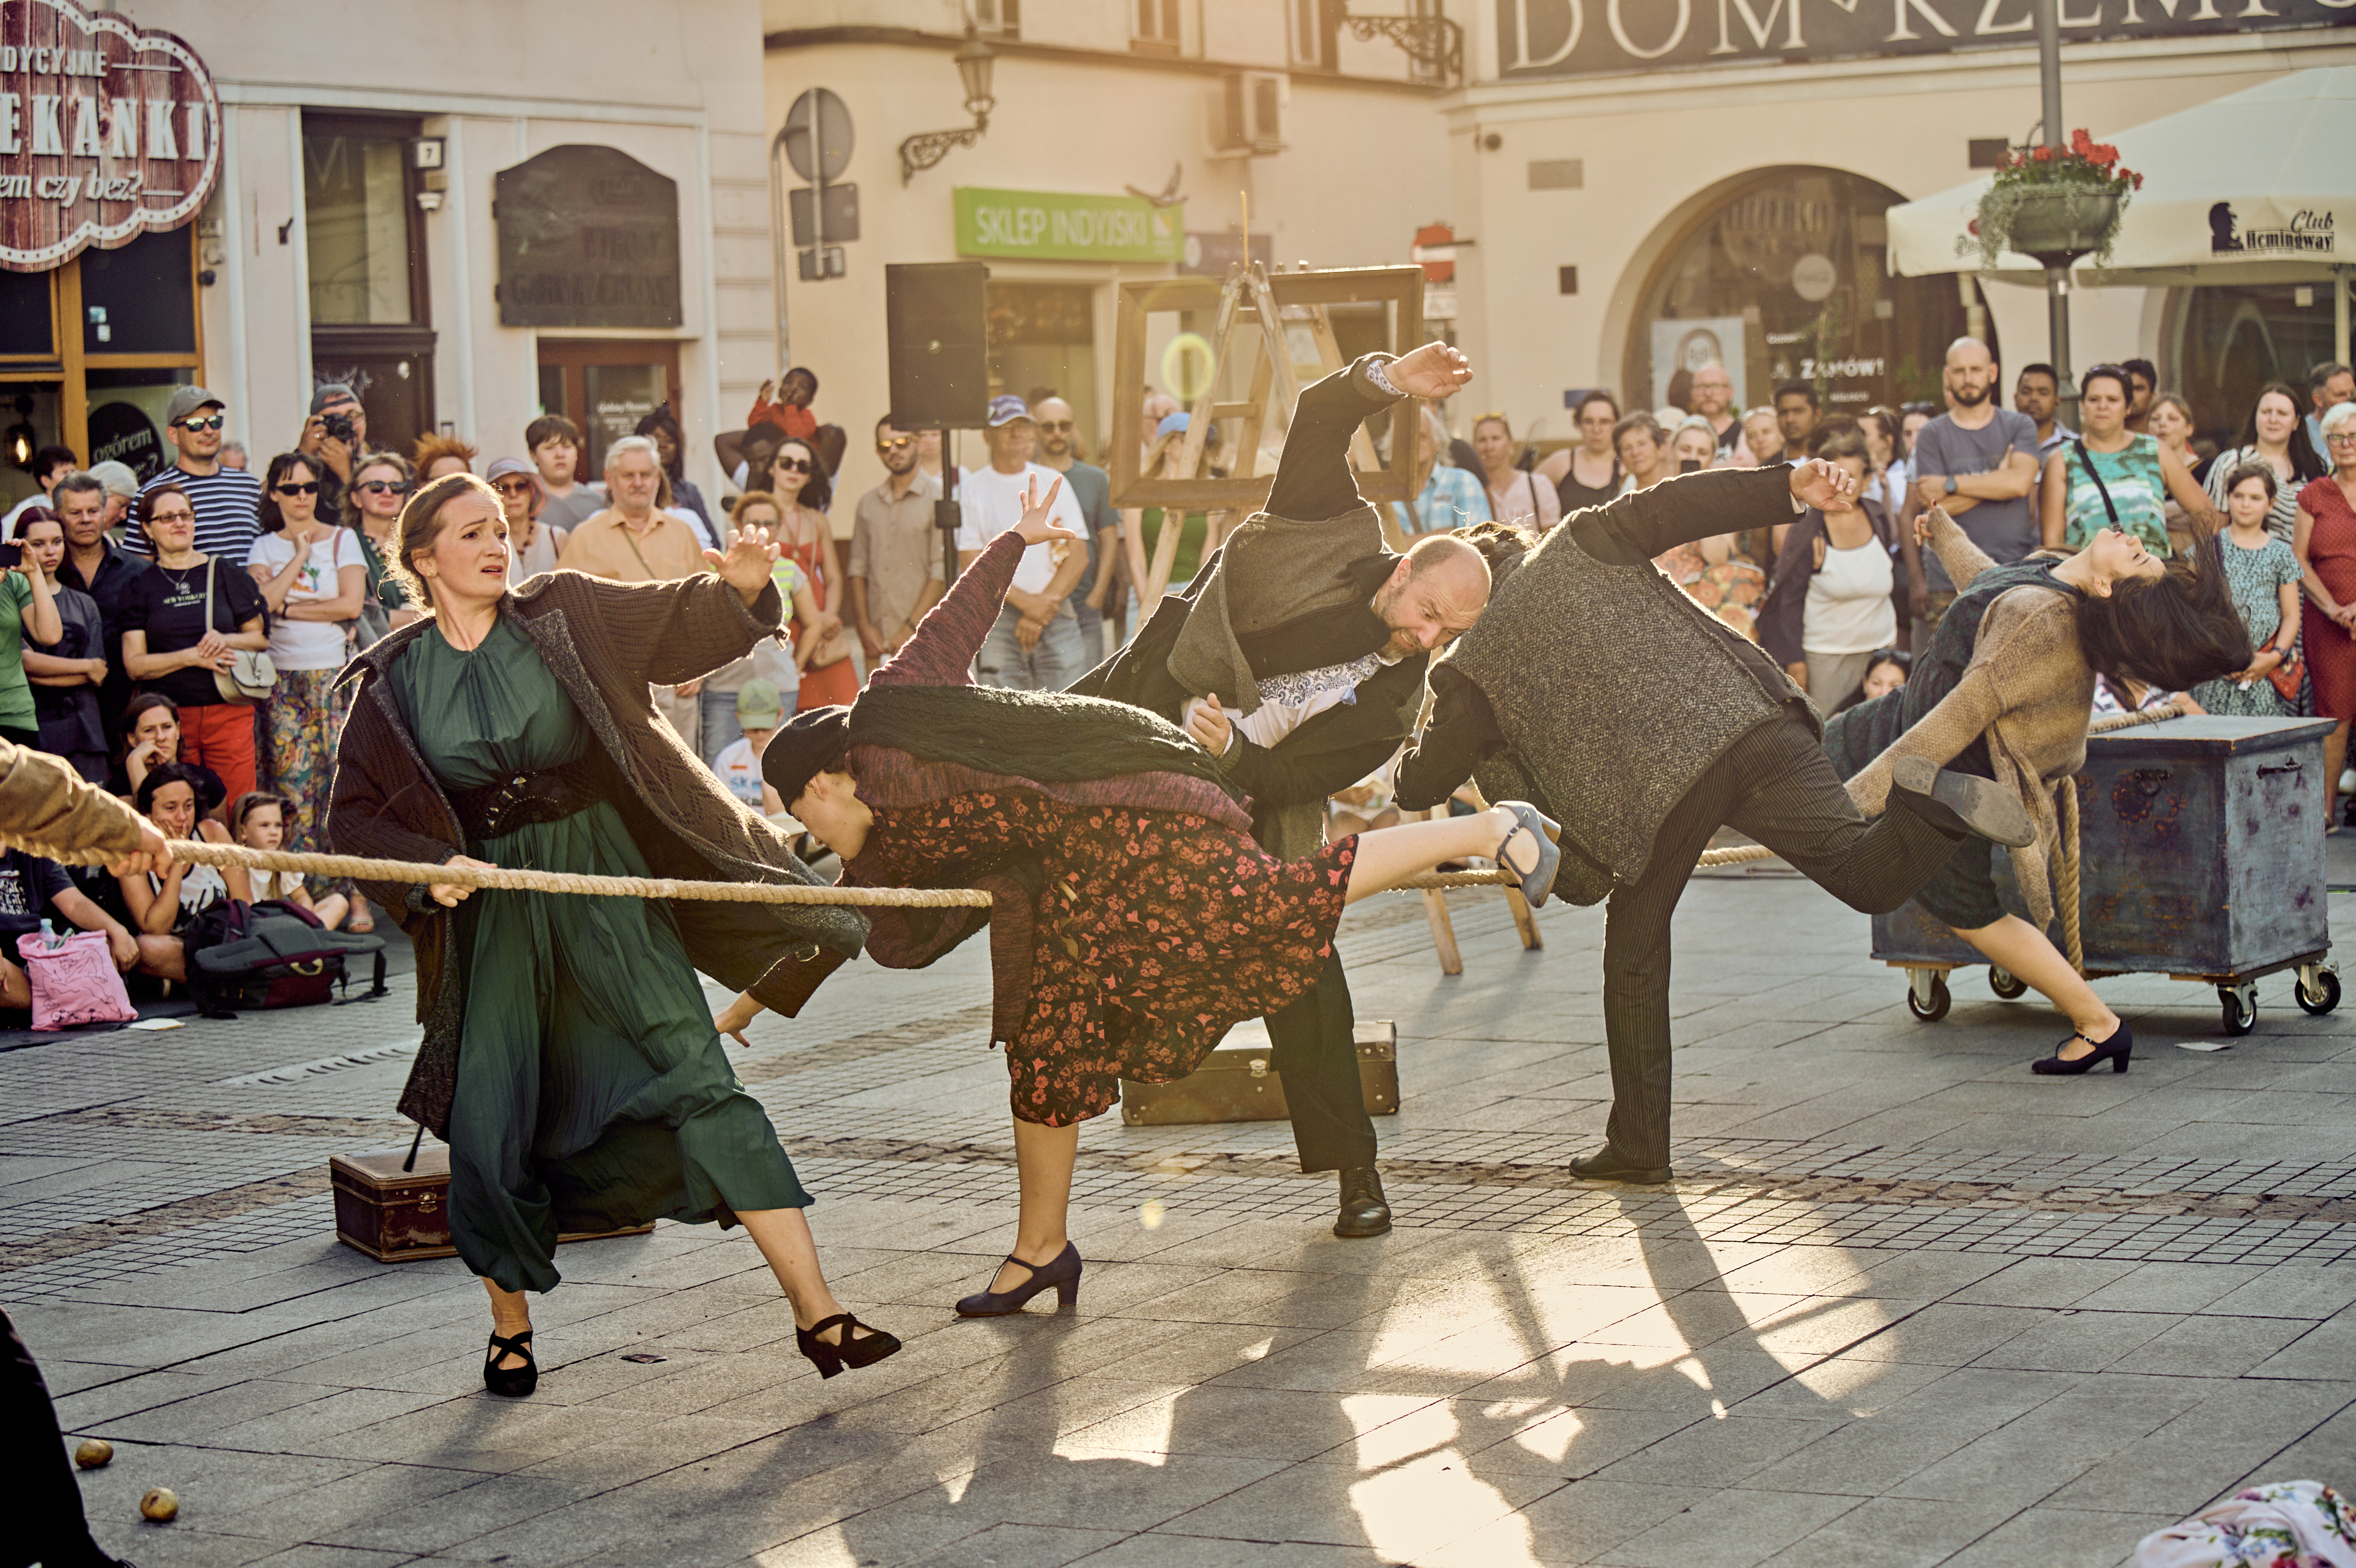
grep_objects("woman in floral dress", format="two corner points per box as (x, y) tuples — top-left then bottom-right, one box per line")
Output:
(722, 478), (1555, 1319)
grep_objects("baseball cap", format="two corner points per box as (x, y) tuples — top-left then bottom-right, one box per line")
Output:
(309, 384), (359, 416)
(1154, 411), (1190, 440)
(164, 386), (224, 426)
(87, 460), (138, 499)
(483, 456), (541, 491)
(735, 679), (786, 730)
(985, 395), (1032, 428)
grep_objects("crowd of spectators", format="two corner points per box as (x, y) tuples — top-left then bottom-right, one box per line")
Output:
(0, 337), (2347, 1014)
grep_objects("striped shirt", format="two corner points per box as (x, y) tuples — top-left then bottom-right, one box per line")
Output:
(131, 465), (263, 561)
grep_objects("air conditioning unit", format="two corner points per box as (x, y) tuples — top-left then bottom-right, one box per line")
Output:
(1215, 71), (1286, 156)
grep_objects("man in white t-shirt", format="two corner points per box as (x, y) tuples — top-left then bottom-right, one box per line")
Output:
(953, 396), (1089, 690)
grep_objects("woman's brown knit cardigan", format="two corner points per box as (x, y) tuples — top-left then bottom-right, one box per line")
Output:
(1847, 507), (2095, 929)
(328, 569), (868, 1137)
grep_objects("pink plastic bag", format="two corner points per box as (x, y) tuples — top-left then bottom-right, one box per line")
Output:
(17, 930), (138, 1030)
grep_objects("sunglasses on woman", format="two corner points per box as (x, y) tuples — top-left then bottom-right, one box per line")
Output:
(491, 478), (537, 497)
(273, 481), (321, 496)
(775, 456), (813, 474)
(355, 479), (410, 496)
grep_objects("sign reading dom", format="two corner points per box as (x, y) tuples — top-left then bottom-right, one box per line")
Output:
(495, 144), (682, 330)
(0, 0), (217, 273)
(1496, 0), (2348, 78)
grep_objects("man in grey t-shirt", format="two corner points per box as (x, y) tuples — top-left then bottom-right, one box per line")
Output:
(1900, 337), (2043, 643)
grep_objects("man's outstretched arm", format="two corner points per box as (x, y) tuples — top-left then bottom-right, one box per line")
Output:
(1264, 343), (1472, 523)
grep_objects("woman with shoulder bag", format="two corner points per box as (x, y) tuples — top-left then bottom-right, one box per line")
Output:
(249, 451), (372, 930)
(2040, 365), (2218, 556)
(118, 484), (269, 805)
(1761, 424), (1900, 710)
(346, 451), (420, 648)
(759, 438), (857, 710)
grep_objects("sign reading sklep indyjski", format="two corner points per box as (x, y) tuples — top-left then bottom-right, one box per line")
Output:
(0, 0), (218, 273)
(954, 188), (1185, 263)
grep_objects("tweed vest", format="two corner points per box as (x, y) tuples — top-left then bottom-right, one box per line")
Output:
(1437, 526), (1794, 904)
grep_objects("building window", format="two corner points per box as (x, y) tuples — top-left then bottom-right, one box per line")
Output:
(1625, 168), (1984, 418)
(2168, 283), (2340, 451)
(972, 0), (1019, 36)
(986, 283), (1097, 462)
(305, 129), (416, 326)
(1290, 0), (1337, 68)
(1133, 0), (1181, 50)
(537, 340), (682, 481)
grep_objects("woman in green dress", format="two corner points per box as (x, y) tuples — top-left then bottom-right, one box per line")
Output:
(328, 473), (891, 1396)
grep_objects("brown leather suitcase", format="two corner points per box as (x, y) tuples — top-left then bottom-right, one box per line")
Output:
(1118, 1019), (1397, 1125)
(328, 1146), (655, 1263)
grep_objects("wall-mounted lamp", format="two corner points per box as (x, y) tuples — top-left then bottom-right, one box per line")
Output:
(897, 26), (996, 187)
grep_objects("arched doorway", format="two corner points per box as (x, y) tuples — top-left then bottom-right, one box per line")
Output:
(2165, 281), (2340, 450)
(1623, 168), (1990, 420)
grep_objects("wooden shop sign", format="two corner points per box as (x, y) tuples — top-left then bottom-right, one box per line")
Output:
(0, 0), (218, 273)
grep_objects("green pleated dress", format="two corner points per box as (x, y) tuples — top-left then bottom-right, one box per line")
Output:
(390, 617), (809, 1295)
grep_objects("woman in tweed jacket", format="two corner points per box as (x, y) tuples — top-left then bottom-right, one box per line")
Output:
(1829, 507), (2246, 1075)
(329, 474), (890, 1393)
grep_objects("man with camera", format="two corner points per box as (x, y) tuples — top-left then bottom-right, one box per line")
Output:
(133, 386), (264, 563)
(297, 383), (368, 527)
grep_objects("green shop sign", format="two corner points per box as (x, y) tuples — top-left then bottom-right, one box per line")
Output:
(954, 188), (1184, 263)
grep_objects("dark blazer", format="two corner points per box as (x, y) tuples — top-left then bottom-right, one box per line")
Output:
(1070, 356), (1420, 854)
(328, 570), (868, 1136)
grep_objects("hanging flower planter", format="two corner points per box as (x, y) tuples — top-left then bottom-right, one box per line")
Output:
(1962, 129), (2143, 271)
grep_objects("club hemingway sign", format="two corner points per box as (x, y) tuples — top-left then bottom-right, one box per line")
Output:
(0, 0), (218, 273)
(1494, 0), (2350, 78)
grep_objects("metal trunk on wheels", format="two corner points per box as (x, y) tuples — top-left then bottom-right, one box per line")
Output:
(1871, 717), (2339, 1033)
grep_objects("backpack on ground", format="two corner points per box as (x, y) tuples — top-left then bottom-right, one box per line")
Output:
(186, 898), (388, 1017)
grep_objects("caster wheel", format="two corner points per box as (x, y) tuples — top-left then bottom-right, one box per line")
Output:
(1988, 966), (2028, 1000)
(1906, 973), (1952, 1023)
(2218, 983), (2258, 1037)
(2297, 967), (2341, 1016)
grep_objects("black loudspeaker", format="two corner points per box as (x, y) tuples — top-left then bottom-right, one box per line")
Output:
(886, 262), (989, 430)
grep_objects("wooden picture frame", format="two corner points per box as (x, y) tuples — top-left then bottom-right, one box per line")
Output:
(1109, 263), (1424, 513)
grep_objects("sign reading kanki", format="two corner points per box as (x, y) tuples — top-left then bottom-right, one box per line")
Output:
(0, 0), (217, 273)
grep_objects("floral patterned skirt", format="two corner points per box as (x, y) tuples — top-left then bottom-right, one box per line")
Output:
(868, 791), (1355, 1126)
(258, 666), (351, 895)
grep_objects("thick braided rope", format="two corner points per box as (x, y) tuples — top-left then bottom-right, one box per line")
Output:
(68, 840), (1517, 903)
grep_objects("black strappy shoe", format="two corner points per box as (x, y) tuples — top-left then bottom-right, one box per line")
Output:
(795, 1313), (903, 1379)
(954, 1242), (1082, 1317)
(2031, 1020), (2134, 1075)
(1494, 801), (1563, 908)
(483, 1327), (537, 1397)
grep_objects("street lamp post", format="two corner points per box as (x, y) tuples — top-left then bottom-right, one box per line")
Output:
(898, 27), (997, 187)
(2035, 0), (2073, 398)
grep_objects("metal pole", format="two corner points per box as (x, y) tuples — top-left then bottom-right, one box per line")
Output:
(2339, 266), (2351, 371)
(2035, 0), (2071, 396)
(767, 130), (793, 373)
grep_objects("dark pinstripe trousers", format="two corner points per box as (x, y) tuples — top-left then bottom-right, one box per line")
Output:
(1600, 710), (1965, 1169)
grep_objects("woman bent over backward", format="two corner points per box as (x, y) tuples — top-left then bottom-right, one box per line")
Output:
(722, 476), (1560, 1318)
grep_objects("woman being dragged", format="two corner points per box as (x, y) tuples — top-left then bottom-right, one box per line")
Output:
(720, 477), (1558, 1317)
(1827, 505), (2246, 1076)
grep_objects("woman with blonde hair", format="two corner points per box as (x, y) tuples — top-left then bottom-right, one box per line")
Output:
(1472, 412), (1559, 531)
(329, 471), (891, 1394)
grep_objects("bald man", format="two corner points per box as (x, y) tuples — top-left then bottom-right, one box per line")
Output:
(1898, 336), (2043, 642)
(1074, 345), (1484, 1238)
(1396, 457), (2034, 1186)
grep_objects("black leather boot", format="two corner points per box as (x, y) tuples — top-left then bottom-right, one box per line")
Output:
(1334, 1166), (1392, 1238)
(1569, 1146), (1673, 1185)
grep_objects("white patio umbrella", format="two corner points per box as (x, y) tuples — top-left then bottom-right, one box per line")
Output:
(1885, 66), (2356, 356)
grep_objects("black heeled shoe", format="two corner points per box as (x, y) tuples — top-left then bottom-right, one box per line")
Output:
(2031, 1020), (2133, 1075)
(1494, 801), (1563, 908)
(955, 1241), (1082, 1317)
(483, 1327), (537, 1397)
(795, 1313), (903, 1379)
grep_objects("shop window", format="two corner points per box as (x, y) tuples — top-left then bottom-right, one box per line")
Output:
(2168, 283), (2340, 450)
(1626, 168), (1987, 421)
(80, 228), (196, 354)
(0, 271), (52, 358)
(305, 128), (418, 326)
(536, 340), (682, 481)
(986, 283), (1098, 464)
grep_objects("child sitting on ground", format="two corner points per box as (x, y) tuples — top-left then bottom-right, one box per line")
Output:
(230, 791), (350, 928)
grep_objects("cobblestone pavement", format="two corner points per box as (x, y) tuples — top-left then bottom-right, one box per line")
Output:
(9, 872), (2356, 1567)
